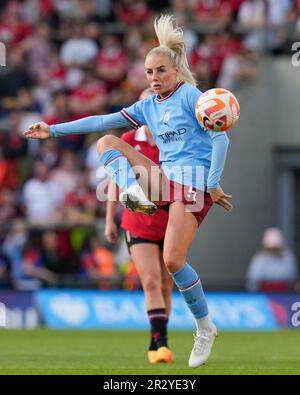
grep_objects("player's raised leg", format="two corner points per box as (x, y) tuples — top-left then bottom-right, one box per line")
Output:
(97, 135), (161, 215)
(163, 201), (218, 368)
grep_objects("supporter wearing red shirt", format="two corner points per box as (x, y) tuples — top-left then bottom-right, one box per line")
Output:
(96, 34), (127, 90)
(194, 0), (233, 27)
(69, 70), (107, 118)
(114, 0), (151, 25)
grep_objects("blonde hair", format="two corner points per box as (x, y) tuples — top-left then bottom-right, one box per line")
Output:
(147, 15), (196, 86)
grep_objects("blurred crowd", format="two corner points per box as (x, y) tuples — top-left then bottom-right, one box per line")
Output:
(0, 0), (299, 290)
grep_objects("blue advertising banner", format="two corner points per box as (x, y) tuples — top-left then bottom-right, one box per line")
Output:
(0, 290), (39, 329)
(267, 294), (300, 328)
(36, 290), (278, 330)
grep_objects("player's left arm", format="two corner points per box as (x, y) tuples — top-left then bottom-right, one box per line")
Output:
(186, 86), (233, 211)
(207, 132), (233, 211)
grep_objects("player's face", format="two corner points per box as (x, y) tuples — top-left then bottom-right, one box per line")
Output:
(145, 54), (180, 97)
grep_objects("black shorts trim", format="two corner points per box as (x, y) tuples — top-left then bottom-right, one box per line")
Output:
(125, 231), (164, 252)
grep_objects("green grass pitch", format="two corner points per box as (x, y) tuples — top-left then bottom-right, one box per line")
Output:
(0, 329), (299, 375)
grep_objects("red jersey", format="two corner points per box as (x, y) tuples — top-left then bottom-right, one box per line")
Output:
(120, 128), (168, 241)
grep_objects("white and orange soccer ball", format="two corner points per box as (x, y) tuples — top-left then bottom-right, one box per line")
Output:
(195, 88), (240, 132)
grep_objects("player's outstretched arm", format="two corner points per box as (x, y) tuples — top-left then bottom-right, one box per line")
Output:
(207, 132), (232, 211)
(24, 113), (132, 139)
(24, 122), (51, 139)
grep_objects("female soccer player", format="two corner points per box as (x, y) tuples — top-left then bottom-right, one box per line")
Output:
(25, 15), (232, 368)
(105, 88), (174, 364)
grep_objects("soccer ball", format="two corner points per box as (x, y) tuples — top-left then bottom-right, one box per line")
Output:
(195, 88), (240, 132)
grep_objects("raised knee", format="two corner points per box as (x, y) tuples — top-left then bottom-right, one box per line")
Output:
(96, 134), (118, 155)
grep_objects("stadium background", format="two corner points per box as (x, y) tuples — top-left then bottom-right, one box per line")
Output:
(0, 0), (300, 375)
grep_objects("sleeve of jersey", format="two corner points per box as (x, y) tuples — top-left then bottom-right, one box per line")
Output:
(120, 100), (146, 129)
(206, 132), (230, 189)
(49, 112), (131, 137)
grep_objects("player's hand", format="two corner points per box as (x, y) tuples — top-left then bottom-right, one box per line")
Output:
(24, 121), (51, 139)
(104, 221), (119, 244)
(208, 187), (233, 211)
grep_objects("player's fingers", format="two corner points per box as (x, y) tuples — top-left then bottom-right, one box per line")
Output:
(223, 194), (232, 199)
(223, 200), (233, 211)
(32, 133), (41, 139)
(34, 122), (41, 129)
(216, 199), (233, 211)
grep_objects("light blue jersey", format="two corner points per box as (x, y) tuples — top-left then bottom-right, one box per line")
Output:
(50, 81), (229, 190)
(121, 81), (229, 189)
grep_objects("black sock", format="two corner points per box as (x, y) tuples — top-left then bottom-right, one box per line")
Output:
(147, 308), (168, 349)
(149, 336), (157, 351)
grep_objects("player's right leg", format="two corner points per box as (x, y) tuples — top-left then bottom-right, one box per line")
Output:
(128, 240), (174, 363)
(163, 201), (217, 368)
(97, 135), (162, 215)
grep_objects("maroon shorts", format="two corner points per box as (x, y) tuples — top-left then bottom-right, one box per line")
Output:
(159, 177), (213, 227)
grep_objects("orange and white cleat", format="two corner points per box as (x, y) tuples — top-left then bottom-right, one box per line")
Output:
(148, 350), (158, 363)
(155, 346), (175, 363)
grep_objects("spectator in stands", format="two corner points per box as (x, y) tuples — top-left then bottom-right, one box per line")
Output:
(45, 89), (84, 152)
(35, 140), (60, 169)
(190, 32), (229, 86)
(0, 111), (28, 190)
(0, 48), (31, 116)
(0, 254), (10, 287)
(64, 169), (100, 224)
(22, 160), (64, 224)
(15, 87), (42, 113)
(193, 0), (234, 31)
(2, 219), (29, 290)
(217, 47), (259, 90)
(0, 0), (32, 47)
(265, 0), (292, 55)
(292, 0), (300, 39)
(237, 0), (266, 52)
(114, 0), (152, 26)
(0, 188), (19, 222)
(246, 227), (298, 292)
(50, 149), (79, 196)
(237, 0), (266, 29)
(96, 34), (127, 90)
(21, 230), (60, 288)
(126, 42), (151, 95)
(21, 20), (53, 82)
(80, 234), (118, 290)
(69, 68), (107, 117)
(59, 20), (98, 67)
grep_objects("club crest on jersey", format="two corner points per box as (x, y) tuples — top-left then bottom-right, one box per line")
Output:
(163, 110), (171, 125)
